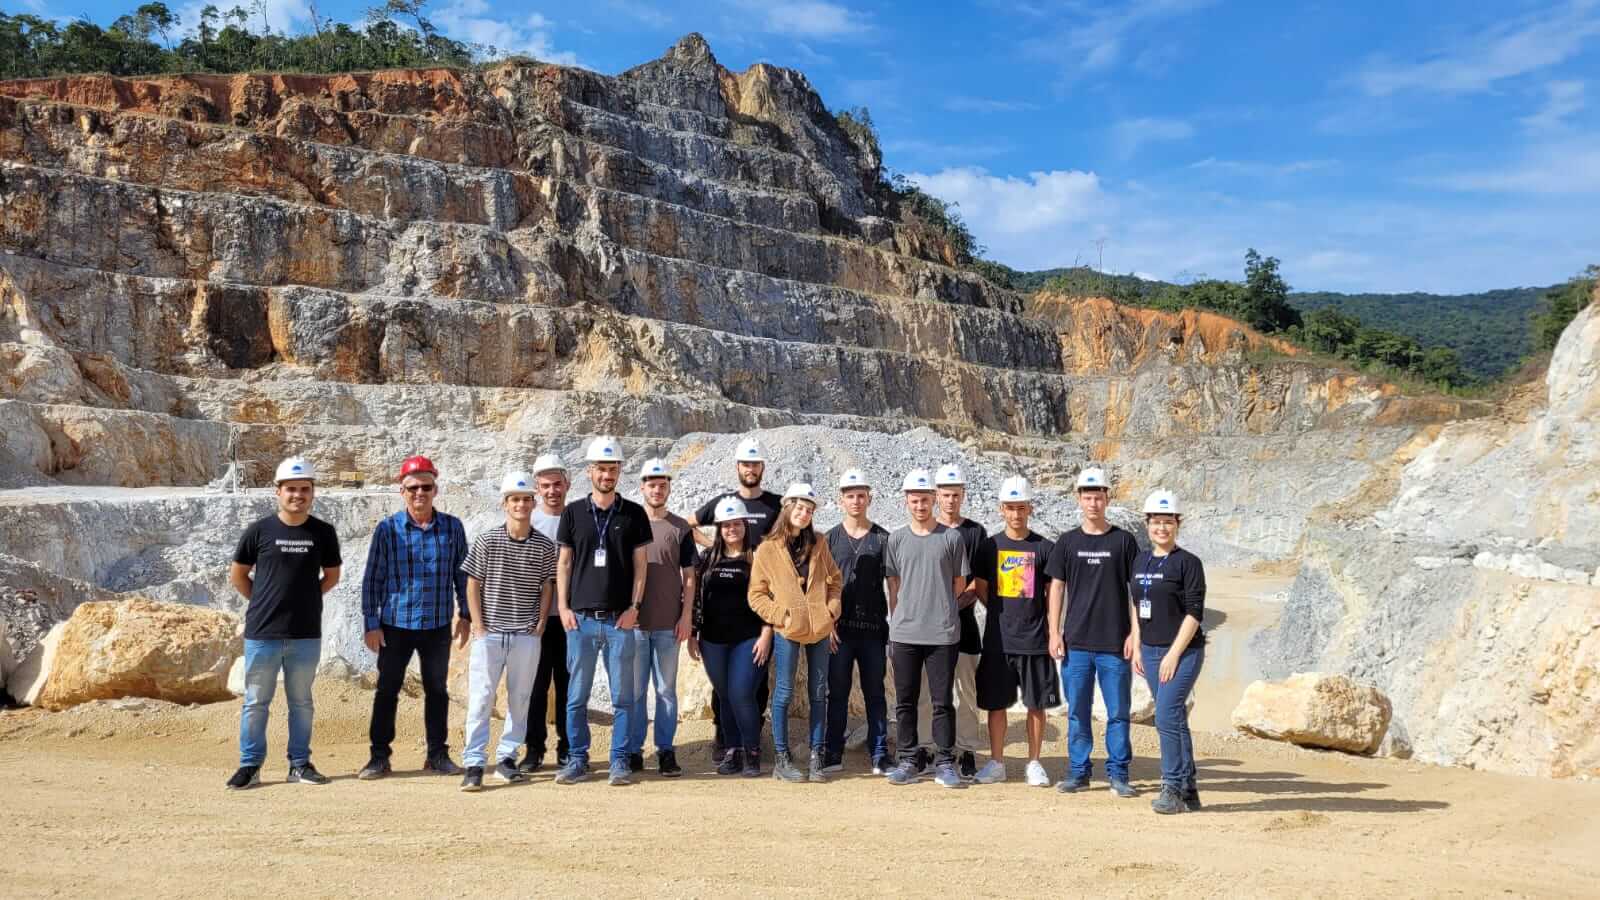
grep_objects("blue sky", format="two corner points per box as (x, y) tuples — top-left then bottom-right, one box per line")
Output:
(18, 0), (1600, 293)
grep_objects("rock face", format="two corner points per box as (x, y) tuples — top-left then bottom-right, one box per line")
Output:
(32, 597), (240, 709)
(1231, 673), (1392, 754)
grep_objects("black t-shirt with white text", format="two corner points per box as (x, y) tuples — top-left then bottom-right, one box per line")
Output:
(1043, 526), (1139, 653)
(557, 495), (654, 613)
(233, 514), (342, 640)
(694, 490), (783, 544)
(695, 554), (763, 645)
(1132, 546), (1207, 648)
(979, 530), (1055, 656)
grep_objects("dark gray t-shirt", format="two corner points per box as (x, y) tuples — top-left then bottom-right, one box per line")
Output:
(883, 523), (970, 646)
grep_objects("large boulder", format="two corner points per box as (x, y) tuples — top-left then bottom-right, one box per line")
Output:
(33, 598), (241, 710)
(1231, 672), (1392, 754)
(11, 621), (65, 705)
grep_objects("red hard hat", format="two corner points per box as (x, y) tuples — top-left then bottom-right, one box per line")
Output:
(398, 455), (438, 480)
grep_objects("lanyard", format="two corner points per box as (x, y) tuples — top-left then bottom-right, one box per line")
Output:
(589, 498), (616, 545)
(1140, 552), (1171, 606)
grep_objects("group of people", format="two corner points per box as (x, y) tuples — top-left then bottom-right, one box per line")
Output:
(225, 435), (1208, 815)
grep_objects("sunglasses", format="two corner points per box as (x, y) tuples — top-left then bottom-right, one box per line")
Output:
(402, 484), (437, 494)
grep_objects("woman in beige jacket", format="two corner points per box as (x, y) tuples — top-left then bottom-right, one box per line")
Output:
(749, 482), (843, 784)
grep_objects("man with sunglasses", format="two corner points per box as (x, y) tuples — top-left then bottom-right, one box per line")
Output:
(357, 455), (470, 781)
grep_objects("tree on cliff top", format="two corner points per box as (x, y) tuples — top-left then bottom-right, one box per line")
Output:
(1532, 265), (1598, 353)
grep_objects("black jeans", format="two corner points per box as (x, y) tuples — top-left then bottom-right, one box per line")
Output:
(825, 631), (889, 760)
(369, 624), (453, 760)
(891, 641), (958, 766)
(524, 615), (570, 759)
(712, 665), (770, 749)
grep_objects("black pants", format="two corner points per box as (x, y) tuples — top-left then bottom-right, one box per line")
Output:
(369, 624), (452, 760)
(524, 615), (570, 759)
(891, 641), (958, 766)
(712, 666), (770, 749)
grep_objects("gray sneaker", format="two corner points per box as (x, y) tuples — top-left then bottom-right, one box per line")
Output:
(807, 750), (827, 783)
(554, 759), (589, 785)
(607, 763), (632, 786)
(1110, 779), (1139, 798)
(885, 760), (921, 786)
(933, 763), (966, 789)
(1152, 784), (1185, 814)
(1056, 776), (1091, 793)
(772, 751), (806, 783)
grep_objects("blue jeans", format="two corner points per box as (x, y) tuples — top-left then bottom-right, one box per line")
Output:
(771, 634), (829, 755)
(564, 613), (636, 768)
(700, 637), (765, 752)
(628, 628), (681, 755)
(1141, 643), (1204, 790)
(1061, 649), (1133, 782)
(825, 631), (888, 759)
(238, 638), (320, 767)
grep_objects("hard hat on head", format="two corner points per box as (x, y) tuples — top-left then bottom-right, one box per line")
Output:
(639, 457), (671, 480)
(838, 468), (870, 491)
(398, 455), (437, 481)
(1075, 467), (1109, 491)
(734, 437), (765, 463)
(500, 471), (536, 497)
(1143, 490), (1181, 516)
(902, 469), (935, 492)
(999, 475), (1032, 503)
(532, 453), (566, 477)
(713, 496), (762, 523)
(275, 456), (317, 484)
(783, 482), (817, 504)
(934, 464), (965, 486)
(585, 436), (624, 463)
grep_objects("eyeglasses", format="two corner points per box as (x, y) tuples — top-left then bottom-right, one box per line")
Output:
(402, 484), (437, 494)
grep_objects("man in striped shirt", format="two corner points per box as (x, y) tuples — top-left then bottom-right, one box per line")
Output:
(357, 455), (470, 781)
(458, 471), (557, 791)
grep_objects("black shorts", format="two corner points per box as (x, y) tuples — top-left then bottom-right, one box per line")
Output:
(976, 649), (1059, 711)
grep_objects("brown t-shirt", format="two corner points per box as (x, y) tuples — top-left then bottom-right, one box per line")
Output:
(639, 512), (697, 631)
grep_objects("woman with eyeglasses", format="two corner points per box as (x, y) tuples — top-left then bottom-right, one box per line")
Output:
(1129, 490), (1206, 815)
(688, 497), (772, 777)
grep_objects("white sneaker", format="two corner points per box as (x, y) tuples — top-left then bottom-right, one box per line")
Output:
(974, 759), (1007, 784)
(1025, 759), (1051, 787)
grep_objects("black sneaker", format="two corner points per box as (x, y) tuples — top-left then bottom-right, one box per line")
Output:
(225, 765), (261, 790)
(517, 753), (543, 775)
(716, 749), (742, 776)
(1056, 776), (1091, 793)
(772, 750), (805, 783)
(1183, 783), (1202, 811)
(287, 763), (329, 785)
(627, 752), (645, 774)
(423, 753), (463, 777)
(821, 751), (844, 773)
(495, 758), (527, 784)
(1152, 784), (1185, 815)
(808, 750), (827, 783)
(460, 767), (484, 792)
(959, 751), (977, 781)
(740, 749), (761, 778)
(357, 758), (391, 781)
(556, 751), (570, 769)
(658, 750), (683, 778)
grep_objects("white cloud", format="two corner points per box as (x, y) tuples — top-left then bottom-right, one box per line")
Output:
(751, 1), (871, 39)
(1110, 116), (1194, 158)
(944, 96), (1040, 113)
(177, 0), (308, 35)
(433, 1), (583, 65)
(904, 168), (1107, 260)
(1414, 136), (1600, 194)
(1522, 80), (1586, 131)
(1353, 2), (1600, 96)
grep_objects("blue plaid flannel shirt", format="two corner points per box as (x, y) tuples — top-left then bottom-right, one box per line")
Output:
(361, 510), (469, 632)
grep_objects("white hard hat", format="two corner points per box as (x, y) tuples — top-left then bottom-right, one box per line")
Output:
(532, 452), (566, 476)
(585, 435), (624, 463)
(1075, 467), (1109, 490)
(1143, 490), (1181, 516)
(838, 468), (870, 490)
(902, 468), (935, 492)
(500, 471), (536, 497)
(734, 437), (765, 463)
(713, 496), (762, 523)
(783, 482), (817, 504)
(934, 463), (965, 486)
(274, 456), (317, 484)
(638, 457), (671, 480)
(999, 475), (1032, 503)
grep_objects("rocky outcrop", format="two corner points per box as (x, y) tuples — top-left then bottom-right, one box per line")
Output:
(31, 597), (240, 709)
(1231, 673), (1392, 754)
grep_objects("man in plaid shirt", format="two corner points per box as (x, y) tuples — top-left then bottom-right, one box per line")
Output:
(357, 455), (470, 780)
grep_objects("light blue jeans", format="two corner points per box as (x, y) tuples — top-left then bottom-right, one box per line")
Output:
(238, 638), (321, 767)
(628, 628), (681, 755)
(1062, 649), (1133, 782)
(564, 612), (636, 769)
(463, 632), (541, 768)
(771, 634), (829, 756)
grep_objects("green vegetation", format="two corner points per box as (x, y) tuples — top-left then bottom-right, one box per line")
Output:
(1, 1), (485, 80)
(1531, 266), (1598, 353)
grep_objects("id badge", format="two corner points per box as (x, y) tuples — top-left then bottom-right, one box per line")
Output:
(593, 547), (608, 568)
(1139, 598), (1152, 620)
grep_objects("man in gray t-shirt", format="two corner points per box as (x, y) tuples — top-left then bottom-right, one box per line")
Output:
(882, 469), (971, 787)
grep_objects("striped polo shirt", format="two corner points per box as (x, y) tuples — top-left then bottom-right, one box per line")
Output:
(460, 525), (557, 633)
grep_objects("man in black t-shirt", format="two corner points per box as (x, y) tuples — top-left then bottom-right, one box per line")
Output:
(225, 456), (343, 791)
(1045, 466), (1141, 797)
(821, 469), (892, 774)
(553, 436), (654, 787)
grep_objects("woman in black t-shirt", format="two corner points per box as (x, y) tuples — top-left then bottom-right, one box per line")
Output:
(689, 497), (773, 778)
(1130, 490), (1206, 815)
